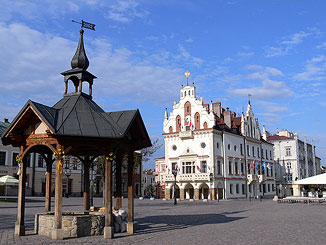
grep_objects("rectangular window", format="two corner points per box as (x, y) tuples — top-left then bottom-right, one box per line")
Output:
(270, 151), (272, 159)
(252, 146), (255, 157)
(230, 184), (233, 194)
(201, 161), (207, 173)
(266, 149), (268, 159)
(261, 149), (264, 159)
(247, 145), (250, 156)
(241, 162), (244, 175)
(287, 162), (291, 169)
(268, 184), (270, 192)
(12, 152), (19, 167)
(228, 161), (232, 175)
(172, 162), (177, 171)
(38, 155), (44, 168)
(259, 184), (262, 192)
(271, 166), (273, 177)
(249, 185), (252, 193)
(0, 151), (7, 165)
(242, 184), (245, 194)
(257, 147), (260, 157)
(272, 184), (275, 191)
(65, 159), (69, 169)
(247, 163), (251, 174)
(236, 184), (239, 194)
(240, 144), (243, 155)
(235, 162), (238, 175)
(263, 184), (266, 193)
(217, 161), (221, 175)
(286, 147), (291, 156)
(73, 158), (78, 170)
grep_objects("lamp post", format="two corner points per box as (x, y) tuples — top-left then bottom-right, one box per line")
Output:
(64, 169), (71, 198)
(172, 169), (178, 205)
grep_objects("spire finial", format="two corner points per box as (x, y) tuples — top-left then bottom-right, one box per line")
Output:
(248, 94), (252, 104)
(71, 29), (89, 70)
(185, 71), (190, 86)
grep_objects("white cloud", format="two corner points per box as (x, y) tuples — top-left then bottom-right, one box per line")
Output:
(0, 22), (185, 120)
(185, 38), (193, 43)
(316, 42), (326, 49)
(293, 55), (326, 81)
(258, 101), (288, 113)
(228, 66), (291, 100)
(229, 79), (293, 100)
(174, 45), (203, 67)
(265, 31), (311, 57)
(237, 52), (254, 58)
(106, 0), (149, 23)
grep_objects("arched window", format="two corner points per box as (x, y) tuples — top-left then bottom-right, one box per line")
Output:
(184, 101), (191, 116)
(194, 112), (200, 129)
(203, 122), (208, 129)
(188, 90), (190, 95)
(176, 115), (181, 132)
(184, 91), (186, 96)
(169, 126), (173, 133)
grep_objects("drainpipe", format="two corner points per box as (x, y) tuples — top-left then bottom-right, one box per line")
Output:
(222, 131), (227, 200)
(243, 137), (248, 199)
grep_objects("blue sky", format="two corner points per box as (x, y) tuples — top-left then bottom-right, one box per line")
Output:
(1, 0), (326, 168)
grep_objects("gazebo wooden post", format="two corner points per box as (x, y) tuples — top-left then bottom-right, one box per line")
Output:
(83, 157), (90, 211)
(115, 152), (123, 210)
(127, 150), (135, 234)
(52, 145), (63, 240)
(15, 146), (26, 236)
(45, 155), (53, 212)
(104, 156), (114, 239)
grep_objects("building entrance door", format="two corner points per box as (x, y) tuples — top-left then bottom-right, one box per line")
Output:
(218, 188), (223, 200)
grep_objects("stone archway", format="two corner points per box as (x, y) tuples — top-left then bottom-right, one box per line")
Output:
(199, 183), (209, 200)
(184, 183), (194, 199)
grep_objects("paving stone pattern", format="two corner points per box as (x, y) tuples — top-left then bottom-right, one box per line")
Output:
(0, 197), (325, 244)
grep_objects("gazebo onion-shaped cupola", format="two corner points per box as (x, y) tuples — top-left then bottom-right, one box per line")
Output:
(61, 29), (96, 97)
(1, 28), (151, 240)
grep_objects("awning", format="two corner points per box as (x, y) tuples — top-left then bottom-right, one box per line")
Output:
(293, 173), (326, 185)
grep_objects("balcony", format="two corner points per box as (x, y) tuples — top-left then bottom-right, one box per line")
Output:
(163, 173), (210, 182)
(247, 174), (258, 184)
(258, 174), (266, 183)
(179, 130), (194, 139)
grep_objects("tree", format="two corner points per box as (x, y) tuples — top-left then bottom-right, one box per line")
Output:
(144, 184), (155, 197)
(141, 138), (162, 162)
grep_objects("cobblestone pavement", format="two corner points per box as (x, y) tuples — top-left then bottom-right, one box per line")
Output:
(0, 197), (325, 244)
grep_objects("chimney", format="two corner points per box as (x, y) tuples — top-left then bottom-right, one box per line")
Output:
(2, 118), (9, 123)
(224, 108), (231, 128)
(212, 102), (221, 118)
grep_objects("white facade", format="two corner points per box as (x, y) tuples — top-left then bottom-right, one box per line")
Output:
(266, 130), (321, 196)
(159, 85), (276, 200)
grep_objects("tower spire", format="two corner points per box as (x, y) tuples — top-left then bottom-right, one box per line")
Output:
(71, 29), (89, 70)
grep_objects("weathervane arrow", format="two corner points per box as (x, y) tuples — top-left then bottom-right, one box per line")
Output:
(72, 20), (96, 31)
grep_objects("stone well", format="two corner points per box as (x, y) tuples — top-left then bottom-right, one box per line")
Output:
(35, 211), (105, 238)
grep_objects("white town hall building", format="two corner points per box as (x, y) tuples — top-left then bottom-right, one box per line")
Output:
(156, 81), (276, 200)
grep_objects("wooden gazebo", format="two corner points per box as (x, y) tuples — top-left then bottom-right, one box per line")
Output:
(1, 29), (151, 240)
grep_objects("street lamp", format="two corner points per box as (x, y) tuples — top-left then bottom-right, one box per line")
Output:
(172, 169), (178, 205)
(64, 168), (71, 198)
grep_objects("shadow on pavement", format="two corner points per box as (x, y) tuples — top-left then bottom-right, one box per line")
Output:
(134, 211), (246, 235)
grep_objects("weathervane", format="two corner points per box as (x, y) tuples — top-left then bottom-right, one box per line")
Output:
(248, 94), (252, 104)
(72, 20), (96, 31)
(185, 71), (190, 86)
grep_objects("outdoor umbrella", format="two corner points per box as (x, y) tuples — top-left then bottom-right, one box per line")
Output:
(0, 175), (19, 200)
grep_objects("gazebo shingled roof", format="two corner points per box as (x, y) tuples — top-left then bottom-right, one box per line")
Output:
(1, 28), (151, 240)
